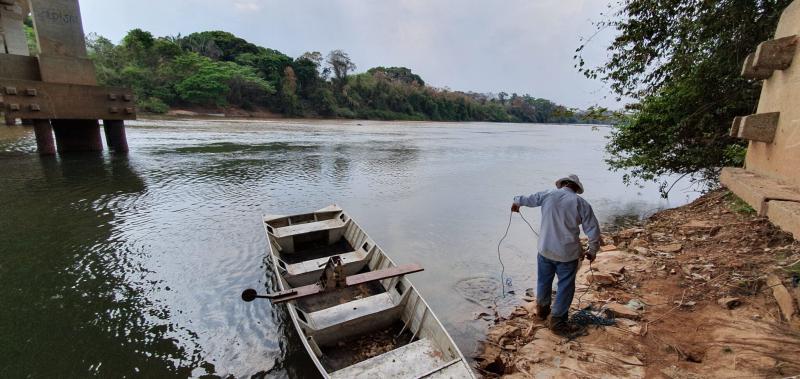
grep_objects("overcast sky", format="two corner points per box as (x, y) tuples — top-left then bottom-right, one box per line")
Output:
(79, 0), (618, 109)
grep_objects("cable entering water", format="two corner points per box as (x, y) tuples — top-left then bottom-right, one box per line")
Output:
(497, 210), (540, 297)
(496, 211), (513, 297)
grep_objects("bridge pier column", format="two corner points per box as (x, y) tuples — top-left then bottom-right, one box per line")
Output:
(103, 120), (129, 153)
(52, 119), (103, 153)
(33, 119), (56, 155)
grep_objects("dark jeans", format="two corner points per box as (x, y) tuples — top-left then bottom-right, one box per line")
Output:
(536, 253), (579, 318)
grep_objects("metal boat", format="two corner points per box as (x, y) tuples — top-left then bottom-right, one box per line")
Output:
(259, 205), (474, 378)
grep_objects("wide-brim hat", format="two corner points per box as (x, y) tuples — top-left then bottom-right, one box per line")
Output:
(555, 174), (584, 194)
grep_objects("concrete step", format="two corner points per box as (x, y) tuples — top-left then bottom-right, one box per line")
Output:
(721, 167), (800, 238)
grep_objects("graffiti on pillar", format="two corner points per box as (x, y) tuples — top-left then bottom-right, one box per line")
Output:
(30, 0), (87, 57)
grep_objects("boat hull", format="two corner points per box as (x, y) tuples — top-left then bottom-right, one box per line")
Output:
(263, 205), (474, 378)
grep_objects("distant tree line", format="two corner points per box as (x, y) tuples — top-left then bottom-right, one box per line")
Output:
(83, 29), (606, 124)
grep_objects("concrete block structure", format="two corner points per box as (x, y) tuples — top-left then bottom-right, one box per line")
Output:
(722, 0), (800, 238)
(0, 0), (135, 154)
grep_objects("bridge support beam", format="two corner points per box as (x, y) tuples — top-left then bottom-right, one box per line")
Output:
(103, 120), (129, 153)
(32, 119), (56, 155)
(52, 119), (103, 153)
(2, 0), (137, 154)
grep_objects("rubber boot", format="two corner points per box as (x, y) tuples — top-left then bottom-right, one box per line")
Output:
(548, 314), (581, 337)
(535, 303), (551, 321)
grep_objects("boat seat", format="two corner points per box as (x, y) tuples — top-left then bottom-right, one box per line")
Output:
(309, 293), (396, 330)
(268, 218), (346, 239)
(286, 250), (368, 276)
(329, 338), (449, 378)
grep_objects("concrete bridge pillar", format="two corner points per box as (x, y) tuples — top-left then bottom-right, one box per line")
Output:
(32, 119), (55, 155)
(52, 119), (103, 153)
(1, 0), (136, 155)
(103, 120), (129, 153)
(723, 0), (800, 239)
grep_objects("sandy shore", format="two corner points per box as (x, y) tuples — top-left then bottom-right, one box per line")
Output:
(475, 189), (800, 378)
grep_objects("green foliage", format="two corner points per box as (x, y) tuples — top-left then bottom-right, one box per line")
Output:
(235, 49), (293, 84)
(327, 50), (356, 95)
(367, 67), (425, 86)
(138, 97), (170, 114)
(88, 28), (602, 123)
(24, 23), (38, 55)
(578, 0), (791, 194)
(179, 31), (260, 61)
(785, 261), (800, 276)
(724, 192), (755, 215)
(170, 53), (274, 107)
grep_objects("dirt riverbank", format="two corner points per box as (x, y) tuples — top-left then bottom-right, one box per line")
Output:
(475, 189), (800, 378)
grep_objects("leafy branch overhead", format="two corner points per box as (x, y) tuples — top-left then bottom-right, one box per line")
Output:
(576, 0), (790, 196)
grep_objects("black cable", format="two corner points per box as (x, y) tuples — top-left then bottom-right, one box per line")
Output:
(576, 260), (594, 309)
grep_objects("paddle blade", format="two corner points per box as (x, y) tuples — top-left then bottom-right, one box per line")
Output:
(241, 288), (258, 302)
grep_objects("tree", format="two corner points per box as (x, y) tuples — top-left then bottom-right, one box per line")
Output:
(577, 0), (791, 195)
(298, 51), (323, 67)
(169, 53), (274, 107)
(292, 57), (321, 96)
(326, 49), (356, 92)
(279, 66), (301, 115)
(179, 31), (259, 61)
(367, 67), (425, 85)
(498, 92), (508, 105)
(85, 27), (600, 123)
(178, 33), (223, 60)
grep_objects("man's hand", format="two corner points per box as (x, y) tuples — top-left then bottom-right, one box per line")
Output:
(511, 203), (520, 213)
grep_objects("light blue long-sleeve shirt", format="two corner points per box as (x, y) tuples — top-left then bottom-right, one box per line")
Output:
(513, 187), (601, 262)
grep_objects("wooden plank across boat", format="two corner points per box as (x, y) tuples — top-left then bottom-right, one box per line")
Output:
(261, 205), (475, 378)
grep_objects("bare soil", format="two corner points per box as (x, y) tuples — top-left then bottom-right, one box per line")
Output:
(475, 189), (800, 378)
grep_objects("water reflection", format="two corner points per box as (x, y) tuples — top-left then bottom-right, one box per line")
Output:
(0, 153), (200, 377)
(0, 120), (695, 377)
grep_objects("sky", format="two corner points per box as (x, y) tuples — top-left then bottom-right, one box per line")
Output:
(79, 0), (619, 109)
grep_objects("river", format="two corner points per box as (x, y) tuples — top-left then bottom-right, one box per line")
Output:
(0, 119), (697, 377)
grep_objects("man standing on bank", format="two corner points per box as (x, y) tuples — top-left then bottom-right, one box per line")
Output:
(511, 174), (601, 336)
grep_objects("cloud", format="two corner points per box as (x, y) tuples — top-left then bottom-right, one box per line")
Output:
(233, 0), (262, 12)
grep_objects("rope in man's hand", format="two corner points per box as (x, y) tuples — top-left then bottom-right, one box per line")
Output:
(497, 209), (540, 297)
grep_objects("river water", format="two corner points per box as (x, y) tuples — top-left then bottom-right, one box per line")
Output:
(0, 119), (696, 377)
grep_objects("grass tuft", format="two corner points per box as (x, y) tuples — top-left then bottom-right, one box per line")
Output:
(725, 192), (756, 215)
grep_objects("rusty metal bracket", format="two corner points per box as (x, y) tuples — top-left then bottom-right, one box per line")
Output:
(0, 79), (136, 120)
(318, 256), (347, 289)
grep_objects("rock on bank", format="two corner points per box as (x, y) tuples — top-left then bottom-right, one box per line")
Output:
(475, 190), (800, 378)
